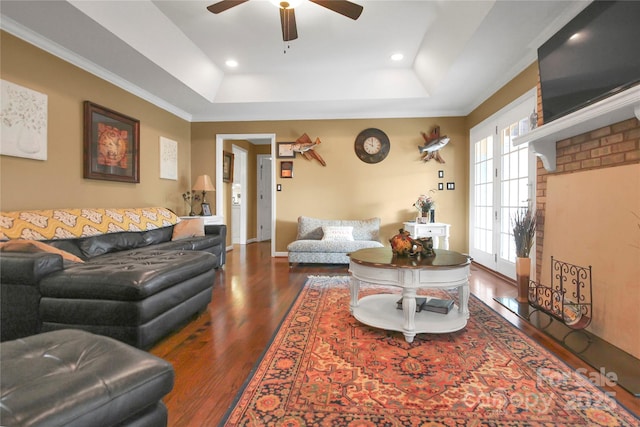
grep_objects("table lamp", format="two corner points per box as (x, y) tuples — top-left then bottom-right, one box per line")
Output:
(192, 174), (215, 215)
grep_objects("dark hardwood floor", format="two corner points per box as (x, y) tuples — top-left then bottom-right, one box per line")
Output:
(151, 242), (640, 426)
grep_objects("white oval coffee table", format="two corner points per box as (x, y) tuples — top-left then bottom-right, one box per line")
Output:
(348, 247), (471, 343)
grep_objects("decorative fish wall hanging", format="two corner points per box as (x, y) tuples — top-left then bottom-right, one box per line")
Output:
(292, 133), (326, 166)
(419, 126), (450, 163)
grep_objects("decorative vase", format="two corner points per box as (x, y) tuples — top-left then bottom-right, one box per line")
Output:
(429, 209), (435, 223)
(515, 257), (531, 303)
(389, 229), (413, 256)
(17, 126), (42, 155)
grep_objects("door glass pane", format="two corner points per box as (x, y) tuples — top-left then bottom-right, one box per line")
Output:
(499, 118), (531, 263)
(473, 136), (494, 254)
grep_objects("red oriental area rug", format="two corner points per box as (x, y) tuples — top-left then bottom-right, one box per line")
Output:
(221, 276), (638, 426)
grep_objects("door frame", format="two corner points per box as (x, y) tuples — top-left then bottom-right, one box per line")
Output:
(215, 133), (276, 256)
(468, 88), (537, 279)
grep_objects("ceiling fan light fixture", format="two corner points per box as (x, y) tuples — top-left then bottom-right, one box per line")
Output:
(269, 0), (303, 9)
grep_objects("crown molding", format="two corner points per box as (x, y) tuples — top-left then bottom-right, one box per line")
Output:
(1, 16), (192, 122)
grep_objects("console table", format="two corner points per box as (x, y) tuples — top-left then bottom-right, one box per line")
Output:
(180, 215), (224, 225)
(403, 222), (450, 249)
(348, 247), (471, 343)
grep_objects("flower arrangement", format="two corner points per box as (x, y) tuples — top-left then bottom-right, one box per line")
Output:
(512, 206), (536, 258)
(182, 191), (201, 216)
(414, 193), (435, 214)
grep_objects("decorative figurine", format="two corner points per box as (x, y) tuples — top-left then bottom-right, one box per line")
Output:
(418, 126), (450, 164)
(529, 109), (538, 129)
(389, 229), (414, 256)
(292, 133), (326, 166)
(390, 229), (435, 258)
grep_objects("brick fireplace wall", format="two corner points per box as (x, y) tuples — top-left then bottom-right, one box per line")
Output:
(533, 81), (640, 279)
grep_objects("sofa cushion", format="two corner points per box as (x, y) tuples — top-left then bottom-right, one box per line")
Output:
(39, 250), (217, 301)
(321, 225), (354, 241)
(0, 240), (84, 263)
(77, 230), (149, 258)
(142, 226), (174, 246)
(153, 234), (220, 252)
(287, 239), (383, 253)
(296, 216), (381, 241)
(172, 218), (205, 241)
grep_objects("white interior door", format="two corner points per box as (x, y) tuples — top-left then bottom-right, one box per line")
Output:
(257, 154), (272, 241)
(232, 145), (248, 244)
(469, 89), (537, 279)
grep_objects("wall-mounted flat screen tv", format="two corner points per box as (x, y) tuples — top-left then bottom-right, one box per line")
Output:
(538, 1), (640, 124)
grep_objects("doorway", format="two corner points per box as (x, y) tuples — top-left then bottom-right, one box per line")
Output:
(231, 145), (247, 244)
(215, 134), (276, 255)
(469, 88), (537, 279)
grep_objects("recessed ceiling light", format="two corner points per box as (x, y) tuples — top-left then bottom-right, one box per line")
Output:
(390, 53), (404, 62)
(225, 59), (238, 68)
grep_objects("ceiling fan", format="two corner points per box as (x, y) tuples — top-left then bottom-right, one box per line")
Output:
(206, 0), (364, 42)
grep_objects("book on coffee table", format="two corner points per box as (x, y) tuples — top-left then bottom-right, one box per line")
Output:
(423, 298), (454, 314)
(396, 297), (427, 312)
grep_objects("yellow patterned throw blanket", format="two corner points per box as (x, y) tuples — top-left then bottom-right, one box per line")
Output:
(0, 207), (179, 241)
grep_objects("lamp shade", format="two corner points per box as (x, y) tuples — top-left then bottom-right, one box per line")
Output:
(192, 174), (215, 192)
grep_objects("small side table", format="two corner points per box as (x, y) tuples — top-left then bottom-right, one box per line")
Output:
(180, 215), (224, 226)
(403, 222), (450, 249)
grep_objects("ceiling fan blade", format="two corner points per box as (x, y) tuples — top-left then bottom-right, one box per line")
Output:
(280, 7), (298, 41)
(309, 0), (363, 20)
(207, 0), (249, 14)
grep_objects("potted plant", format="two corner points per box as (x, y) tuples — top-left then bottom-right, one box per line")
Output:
(414, 191), (435, 223)
(512, 206), (536, 302)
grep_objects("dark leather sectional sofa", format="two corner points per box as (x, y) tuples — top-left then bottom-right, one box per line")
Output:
(0, 210), (227, 349)
(0, 208), (226, 426)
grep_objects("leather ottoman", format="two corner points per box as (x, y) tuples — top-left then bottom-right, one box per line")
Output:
(38, 249), (217, 349)
(0, 329), (174, 427)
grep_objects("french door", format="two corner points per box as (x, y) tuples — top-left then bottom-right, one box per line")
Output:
(469, 89), (537, 279)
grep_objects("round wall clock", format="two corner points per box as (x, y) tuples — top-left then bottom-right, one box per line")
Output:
(354, 128), (390, 164)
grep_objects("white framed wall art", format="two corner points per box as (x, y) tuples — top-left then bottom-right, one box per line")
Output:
(0, 79), (48, 160)
(159, 136), (178, 180)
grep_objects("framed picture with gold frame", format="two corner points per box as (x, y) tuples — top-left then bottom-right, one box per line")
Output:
(223, 151), (234, 183)
(83, 101), (140, 183)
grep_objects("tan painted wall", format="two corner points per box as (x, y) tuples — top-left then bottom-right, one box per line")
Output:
(467, 62), (539, 129)
(1, 30), (531, 259)
(192, 118), (469, 253)
(0, 32), (192, 213)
